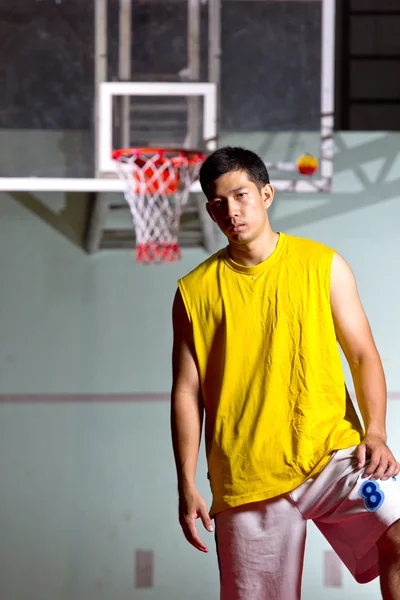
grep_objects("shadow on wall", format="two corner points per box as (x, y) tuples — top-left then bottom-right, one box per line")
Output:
(7, 191), (91, 250)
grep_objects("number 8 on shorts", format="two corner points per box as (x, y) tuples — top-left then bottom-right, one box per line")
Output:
(359, 480), (385, 512)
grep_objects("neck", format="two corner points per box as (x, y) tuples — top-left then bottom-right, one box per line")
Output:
(228, 227), (280, 267)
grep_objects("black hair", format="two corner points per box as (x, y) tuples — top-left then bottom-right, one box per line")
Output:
(199, 146), (270, 196)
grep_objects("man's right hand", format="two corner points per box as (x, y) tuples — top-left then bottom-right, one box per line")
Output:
(178, 485), (214, 553)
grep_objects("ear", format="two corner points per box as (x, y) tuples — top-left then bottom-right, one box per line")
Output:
(262, 184), (274, 210)
(206, 202), (217, 222)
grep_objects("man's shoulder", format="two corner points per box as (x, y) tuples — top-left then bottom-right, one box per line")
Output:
(179, 248), (225, 285)
(284, 233), (335, 259)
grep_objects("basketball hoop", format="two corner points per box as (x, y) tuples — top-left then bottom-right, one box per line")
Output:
(112, 148), (205, 264)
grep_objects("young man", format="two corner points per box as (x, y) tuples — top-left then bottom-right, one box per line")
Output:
(170, 147), (400, 599)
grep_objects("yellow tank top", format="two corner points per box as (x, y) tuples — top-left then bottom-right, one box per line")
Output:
(178, 233), (363, 515)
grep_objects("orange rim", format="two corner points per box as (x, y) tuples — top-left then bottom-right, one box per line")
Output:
(112, 147), (206, 165)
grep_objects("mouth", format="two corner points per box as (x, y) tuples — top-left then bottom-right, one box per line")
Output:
(229, 224), (245, 233)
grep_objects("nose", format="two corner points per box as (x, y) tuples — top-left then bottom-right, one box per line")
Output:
(225, 198), (240, 220)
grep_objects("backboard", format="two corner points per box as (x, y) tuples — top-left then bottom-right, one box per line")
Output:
(0, 0), (334, 195)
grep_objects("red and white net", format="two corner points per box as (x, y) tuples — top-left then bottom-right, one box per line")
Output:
(112, 149), (205, 264)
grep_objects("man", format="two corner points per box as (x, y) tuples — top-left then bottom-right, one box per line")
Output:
(170, 146), (400, 599)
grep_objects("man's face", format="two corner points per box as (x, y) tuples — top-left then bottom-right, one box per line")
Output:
(206, 170), (273, 244)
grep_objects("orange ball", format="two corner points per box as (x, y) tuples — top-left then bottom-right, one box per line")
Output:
(296, 154), (319, 176)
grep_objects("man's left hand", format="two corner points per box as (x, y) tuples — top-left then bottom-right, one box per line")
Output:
(357, 435), (400, 481)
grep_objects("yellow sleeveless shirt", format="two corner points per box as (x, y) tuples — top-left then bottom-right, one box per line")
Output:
(178, 233), (363, 515)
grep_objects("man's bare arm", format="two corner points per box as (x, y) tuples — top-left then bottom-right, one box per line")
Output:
(171, 288), (213, 552)
(171, 288), (202, 488)
(330, 252), (400, 481)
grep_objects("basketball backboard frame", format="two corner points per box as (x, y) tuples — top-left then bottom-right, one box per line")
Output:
(97, 81), (218, 177)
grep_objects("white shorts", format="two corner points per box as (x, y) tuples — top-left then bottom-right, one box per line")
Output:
(215, 446), (400, 600)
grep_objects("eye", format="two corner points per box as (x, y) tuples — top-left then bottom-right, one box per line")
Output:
(212, 199), (224, 207)
(236, 192), (247, 199)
